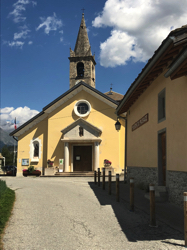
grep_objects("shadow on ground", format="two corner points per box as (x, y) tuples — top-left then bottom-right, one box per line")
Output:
(88, 180), (184, 246)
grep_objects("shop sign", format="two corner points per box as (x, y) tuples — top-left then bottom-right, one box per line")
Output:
(132, 113), (149, 131)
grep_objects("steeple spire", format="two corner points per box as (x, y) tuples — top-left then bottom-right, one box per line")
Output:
(68, 13), (96, 89)
(74, 13), (92, 56)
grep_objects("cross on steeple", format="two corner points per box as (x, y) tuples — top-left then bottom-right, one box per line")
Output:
(110, 83), (113, 90)
(81, 8), (85, 14)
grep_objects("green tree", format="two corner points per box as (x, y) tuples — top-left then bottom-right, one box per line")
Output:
(1, 146), (16, 166)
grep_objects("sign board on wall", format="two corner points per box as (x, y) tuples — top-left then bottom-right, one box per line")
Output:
(59, 159), (64, 165)
(22, 159), (29, 166)
(132, 113), (149, 131)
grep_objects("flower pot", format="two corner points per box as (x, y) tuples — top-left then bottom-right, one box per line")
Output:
(23, 170), (41, 177)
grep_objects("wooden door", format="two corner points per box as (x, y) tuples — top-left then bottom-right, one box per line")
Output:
(161, 132), (166, 186)
(73, 146), (92, 171)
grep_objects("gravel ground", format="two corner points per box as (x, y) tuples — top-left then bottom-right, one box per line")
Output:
(1, 177), (184, 250)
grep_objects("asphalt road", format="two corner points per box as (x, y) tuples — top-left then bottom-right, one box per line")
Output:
(1, 177), (184, 250)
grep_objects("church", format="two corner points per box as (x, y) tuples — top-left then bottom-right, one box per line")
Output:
(10, 13), (125, 177)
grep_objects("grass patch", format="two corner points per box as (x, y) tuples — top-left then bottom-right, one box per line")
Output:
(0, 180), (15, 250)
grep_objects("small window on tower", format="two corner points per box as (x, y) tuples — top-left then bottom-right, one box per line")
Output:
(77, 62), (84, 77)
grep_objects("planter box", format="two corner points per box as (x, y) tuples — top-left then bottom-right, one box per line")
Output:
(23, 170), (41, 177)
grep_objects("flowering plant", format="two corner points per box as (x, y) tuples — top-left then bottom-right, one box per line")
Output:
(22, 166), (41, 176)
(47, 159), (54, 166)
(22, 166), (37, 173)
(104, 159), (112, 165)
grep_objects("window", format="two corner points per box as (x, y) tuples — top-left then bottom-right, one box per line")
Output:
(29, 138), (42, 162)
(77, 103), (89, 114)
(77, 62), (84, 77)
(158, 88), (166, 123)
(34, 142), (39, 157)
(74, 100), (91, 117)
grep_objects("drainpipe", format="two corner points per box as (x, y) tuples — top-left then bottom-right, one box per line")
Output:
(117, 115), (127, 183)
(124, 118), (127, 183)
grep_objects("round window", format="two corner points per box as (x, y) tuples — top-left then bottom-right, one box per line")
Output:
(74, 100), (91, 117)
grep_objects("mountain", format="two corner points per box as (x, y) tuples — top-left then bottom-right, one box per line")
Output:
(0, 128), (15, 151)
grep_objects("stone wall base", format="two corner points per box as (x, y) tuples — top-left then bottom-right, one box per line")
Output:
(168, 170), (187, 207)
(127, 166), (157, 191)
(127, 166), (187, 208)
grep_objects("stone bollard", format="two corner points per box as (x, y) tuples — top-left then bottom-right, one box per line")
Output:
(102, 168), (105, 190)
(116, 174), (119, 202)
(184, 192), (187, 247)
(98, 168), (100, 187)
(130, 178), (134, 212)
(94, 170), (97, 185)
(108, 171), (111, 195)
(149, 184), (156, 227)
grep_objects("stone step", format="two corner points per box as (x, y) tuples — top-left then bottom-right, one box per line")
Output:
(55, 172), (94, 176)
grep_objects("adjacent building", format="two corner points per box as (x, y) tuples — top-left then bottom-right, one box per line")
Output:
(116, 25), (187, 206)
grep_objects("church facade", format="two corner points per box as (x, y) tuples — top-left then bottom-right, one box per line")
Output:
(10, 14), (125, 176)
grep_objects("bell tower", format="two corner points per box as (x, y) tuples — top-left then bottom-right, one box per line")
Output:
(69, 13), (96, 89)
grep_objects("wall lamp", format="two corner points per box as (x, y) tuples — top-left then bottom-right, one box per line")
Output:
(115, 118), (121, 131)
(115, 115), (126, 131)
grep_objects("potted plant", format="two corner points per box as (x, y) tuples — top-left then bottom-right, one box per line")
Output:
(47, 159), (54, 167)
(23, 166), (41, 177)
(104, 159), (112, 167)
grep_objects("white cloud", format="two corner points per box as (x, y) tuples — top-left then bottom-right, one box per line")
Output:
(32, 1), (37, 6)
(0, 106), (39, 131)
(28, 41), (33, 45)
(0, 107), (14, 114)
(92, 0), (187, 67)
(5, 41), (25, 48)
(14, 29), (30, 40)
(36, 13), (63, 34)
(100, 30), (145, 67)
(59, 30), (63, 42)
(8, 0), (37, 23)
(13, 0), (30, 5)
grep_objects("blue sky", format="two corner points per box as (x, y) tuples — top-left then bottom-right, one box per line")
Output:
(1, 0), (187, 131)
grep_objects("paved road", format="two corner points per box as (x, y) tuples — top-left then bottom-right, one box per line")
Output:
(1, 177), (184, 250)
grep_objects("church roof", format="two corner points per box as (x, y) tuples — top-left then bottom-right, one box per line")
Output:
(43, 81), (118, 112)
(10, 81), (119, 137)
(104, 90), (124, 102)
(74, 13), (91, 56)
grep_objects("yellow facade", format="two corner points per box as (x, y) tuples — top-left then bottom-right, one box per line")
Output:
(126, 71), (187, 172)
(16, 88), (125, 175)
